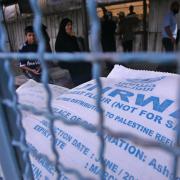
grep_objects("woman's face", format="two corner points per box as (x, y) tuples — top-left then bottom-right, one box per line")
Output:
(65, 22), (72, 35)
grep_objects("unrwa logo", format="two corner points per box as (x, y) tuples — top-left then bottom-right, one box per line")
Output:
(126, 76), (166, 83)
(115, 76), (166, 91)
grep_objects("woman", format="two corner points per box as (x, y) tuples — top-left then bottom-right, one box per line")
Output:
(55, 18), (91, 86)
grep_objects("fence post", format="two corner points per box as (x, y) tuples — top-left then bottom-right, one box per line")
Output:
(0, 61), (21, 180)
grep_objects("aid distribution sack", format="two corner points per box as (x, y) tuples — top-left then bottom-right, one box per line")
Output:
(17, 66), (180, 180)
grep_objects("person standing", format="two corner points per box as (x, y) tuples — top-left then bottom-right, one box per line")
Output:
(121, 5), (139, 52)
(100, 8), (116, 52)
(157, 1), (180, 73)
(162, 1), (180, 52)
(127, 5), (136, 16)
(41, 24), (52, 53)
(117, 9), (139, 52)
(55, 18), (91, 86)
(100, 7), (116, 72)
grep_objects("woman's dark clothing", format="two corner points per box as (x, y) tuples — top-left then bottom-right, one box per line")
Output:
(55, 21), (91, 86)
(101, 19), (116, 52)
(42, 24), (52, 52)
(55, 33), (80, 52)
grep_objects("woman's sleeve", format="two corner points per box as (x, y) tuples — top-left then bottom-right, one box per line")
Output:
(55, 36), (63, 52)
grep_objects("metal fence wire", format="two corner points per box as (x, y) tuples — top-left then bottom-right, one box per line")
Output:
(0, 0), (180, 180)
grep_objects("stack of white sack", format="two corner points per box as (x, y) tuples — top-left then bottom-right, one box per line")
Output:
(17, 65), (180, 180)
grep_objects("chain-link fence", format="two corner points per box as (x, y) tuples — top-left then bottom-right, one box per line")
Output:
(0, 0), (180, 180)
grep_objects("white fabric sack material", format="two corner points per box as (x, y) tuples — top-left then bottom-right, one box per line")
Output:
(107, 65), (180, 79)
(17, 66), (180, 180)
(17, 79), (69, 110)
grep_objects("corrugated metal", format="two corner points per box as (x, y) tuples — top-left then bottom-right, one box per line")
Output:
(6, 8), (84, 52)
(149, 0), (172, 33)
(40, 0), (82, 14)
(4, 0), (142, 22)
(3, 0), (82, 22)
(97, 0), (142, 4)
(5, 0), (180, 53)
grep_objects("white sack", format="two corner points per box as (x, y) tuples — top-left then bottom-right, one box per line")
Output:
(17, 67), (180, 180)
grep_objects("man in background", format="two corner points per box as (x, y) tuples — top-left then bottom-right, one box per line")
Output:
(157, 1), (180, 73)
(100, 6), (117, 72)
(118, 6), (139, 52)
(100, 7), (116, 52)
(127, 5), (136, 16)
(162, 1), (179, 52)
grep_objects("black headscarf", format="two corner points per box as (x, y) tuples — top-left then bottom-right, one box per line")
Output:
(55, 18), (79, 52)
(58, 18), (72, 36)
